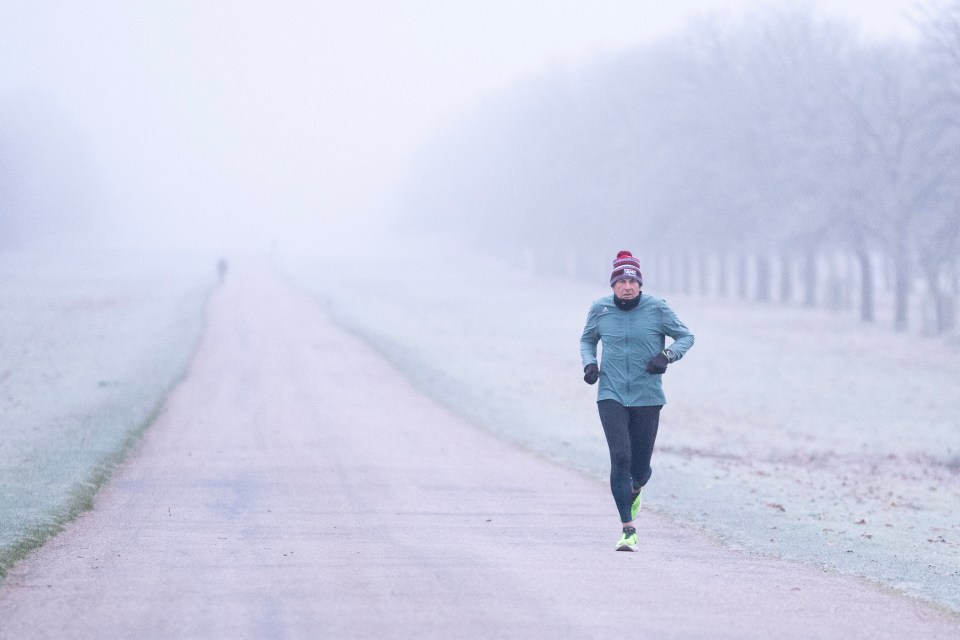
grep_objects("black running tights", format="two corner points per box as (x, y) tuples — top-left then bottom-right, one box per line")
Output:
(597, 400), (662, 523)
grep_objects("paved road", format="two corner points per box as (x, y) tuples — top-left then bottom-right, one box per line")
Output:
(1, 264), (958, 639)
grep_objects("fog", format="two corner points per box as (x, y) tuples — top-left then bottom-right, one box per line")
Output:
(4, 0), (960, 616)
(0, 0), (923, 255)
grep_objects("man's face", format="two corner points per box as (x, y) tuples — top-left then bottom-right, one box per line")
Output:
(613, 278), (640, 299)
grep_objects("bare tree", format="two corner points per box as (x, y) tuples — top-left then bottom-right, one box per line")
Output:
(398, 4), (960, 339)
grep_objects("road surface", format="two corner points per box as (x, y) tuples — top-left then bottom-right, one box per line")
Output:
(1, 263), (958, 639)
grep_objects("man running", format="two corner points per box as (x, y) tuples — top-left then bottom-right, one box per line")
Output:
(580, 250), (695, 551)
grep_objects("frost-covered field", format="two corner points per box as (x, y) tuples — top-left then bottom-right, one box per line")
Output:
(282, 246), (960, 613)
(0, 250), (214, 576)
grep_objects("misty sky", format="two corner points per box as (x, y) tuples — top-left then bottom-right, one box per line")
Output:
(0, 0), (925, 254)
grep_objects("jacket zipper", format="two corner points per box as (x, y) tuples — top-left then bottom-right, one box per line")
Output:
(624, 312), (631, 399)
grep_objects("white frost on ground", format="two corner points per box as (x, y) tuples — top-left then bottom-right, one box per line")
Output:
(0, 250), (214, 572)
(281, 247), (960, 613)
(3, 245), (956, 612)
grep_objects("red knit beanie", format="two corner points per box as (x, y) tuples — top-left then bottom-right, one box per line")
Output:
(610, 250), (643, 287)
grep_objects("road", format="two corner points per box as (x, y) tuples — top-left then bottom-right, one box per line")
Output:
(1, 263), (958, 639)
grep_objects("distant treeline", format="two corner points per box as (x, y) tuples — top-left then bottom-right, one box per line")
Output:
(401, 3), (960, 337)
(0, 97), (99, 249)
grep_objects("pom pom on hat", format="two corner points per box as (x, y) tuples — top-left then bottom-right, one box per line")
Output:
(610, 250), (643, 287)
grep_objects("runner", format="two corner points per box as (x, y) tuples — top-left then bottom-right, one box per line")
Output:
(580, 250), (695, 551)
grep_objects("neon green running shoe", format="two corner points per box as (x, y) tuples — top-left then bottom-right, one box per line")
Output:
(615, 526), (638, 552)
(630, 487), (643, 520)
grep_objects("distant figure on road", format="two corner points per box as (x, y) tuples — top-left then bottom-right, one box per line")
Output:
(580, 250), (695, 551)
(217, 258), (228, 284)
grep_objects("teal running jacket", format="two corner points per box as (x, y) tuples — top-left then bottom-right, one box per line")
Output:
(580, 294), (694, 406)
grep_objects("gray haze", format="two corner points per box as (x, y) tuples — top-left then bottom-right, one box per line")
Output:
(0, 0), (921, 254)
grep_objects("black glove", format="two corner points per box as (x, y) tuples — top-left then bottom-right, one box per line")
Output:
(583, 363), (599, 385)
(646, 351), (670, 374)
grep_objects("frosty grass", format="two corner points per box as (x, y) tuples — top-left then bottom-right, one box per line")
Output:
(2, 244), (956, 613)
(282, 246), (960, 614)
(0, 250), (213, 576)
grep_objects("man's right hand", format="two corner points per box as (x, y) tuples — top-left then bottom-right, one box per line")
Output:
(583, 363), (599, 385)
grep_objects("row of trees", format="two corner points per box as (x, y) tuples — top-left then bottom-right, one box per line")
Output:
(401, 3), (960, 336)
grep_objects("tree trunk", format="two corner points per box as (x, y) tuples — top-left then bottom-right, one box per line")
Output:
(922, 262), (954, 335)
(681, 254), (693, 295)
(856, 249), (874, 323)
(954, 257), (959, 296)
(698, 253), (710, 296)
(668, 253), (681, 293)
(718, 251), (729, 298)
(738, 254), (750, 300)
(892, 252), (911, 332)
(755, 255), (771, 302)
(803, 251), (818, 308)
(780, 254), (793, 304)
(825, 255), (844, 311)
